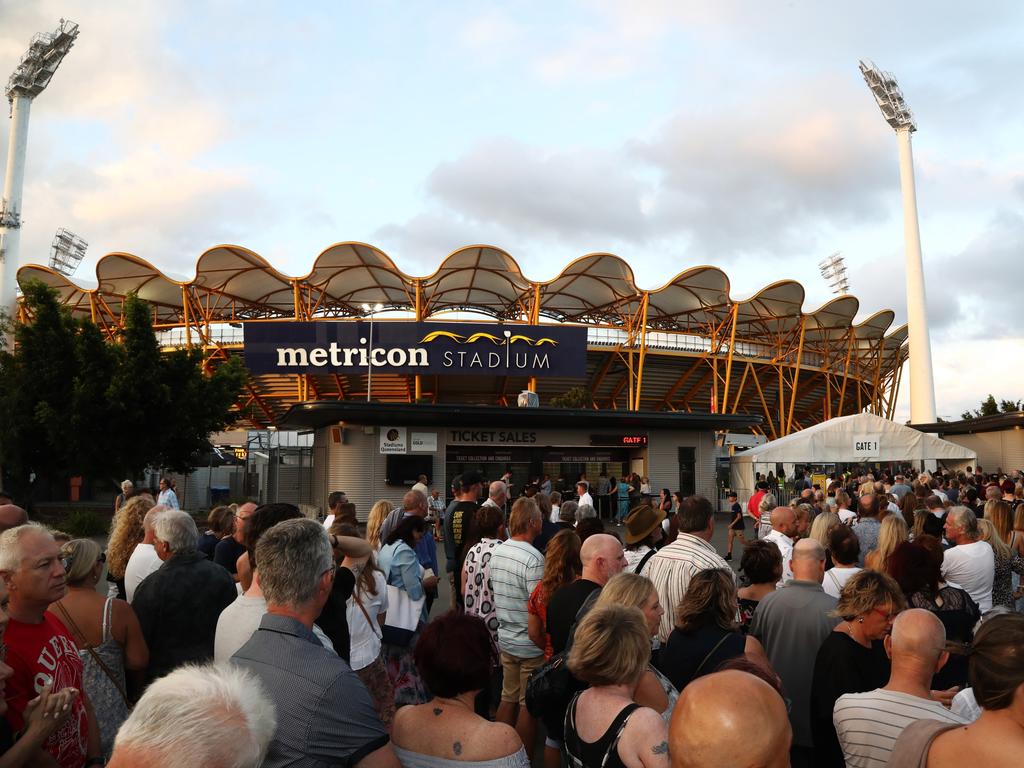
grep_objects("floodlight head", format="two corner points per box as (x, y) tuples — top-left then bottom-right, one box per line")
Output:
(5, 19), (79, 106)
(859, 59), (916, 133)
(373, 302), (383, 312)
(48, 227), (87, 277)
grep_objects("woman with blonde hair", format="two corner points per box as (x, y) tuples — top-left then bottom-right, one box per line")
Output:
(864, 514), (908, 573)
(365, 499), (393, 550)
(595, 573), (676, 720)
(835, 490), (856, 524)
(977, 518), (1024, 610)
(757, 493), (777, 539)
(809, 510), (840, 564)
(564, 605), (669, 768)
(105, 495), (155, 599)
(54, 539), (149, 759)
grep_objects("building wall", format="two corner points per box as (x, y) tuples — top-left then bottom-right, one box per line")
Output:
(314, 422), (718, 520)
(943, 430), (1024, 473)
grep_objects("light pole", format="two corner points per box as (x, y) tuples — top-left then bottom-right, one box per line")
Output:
(859, 60), (936, 424)
(361, 302), (383, 401)
(1, 20), (79, 327)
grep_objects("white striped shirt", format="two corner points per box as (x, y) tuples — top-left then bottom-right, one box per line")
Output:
(489, 539), (544, 658)
(833, 689), (967, 768)
(641, 532), (733, 642)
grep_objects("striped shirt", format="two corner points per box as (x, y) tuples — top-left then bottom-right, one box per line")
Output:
(489, 539), (544, 658)
(641, 532), (733, 642)
(833, 689), (967, 768)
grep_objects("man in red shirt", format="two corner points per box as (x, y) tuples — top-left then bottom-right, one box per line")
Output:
(747, 481), (769, 523)
(0, 524), (101, 768)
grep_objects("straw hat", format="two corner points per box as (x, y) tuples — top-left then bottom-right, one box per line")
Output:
(623, 504), (666, 545)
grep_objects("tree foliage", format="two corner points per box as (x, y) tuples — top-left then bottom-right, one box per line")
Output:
(0, 283), (246, 498)
(960, 394), (1022, 420)
(549, 385), (592, 409)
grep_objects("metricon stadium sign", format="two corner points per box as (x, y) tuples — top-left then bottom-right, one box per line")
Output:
(244, 321), (588, 377)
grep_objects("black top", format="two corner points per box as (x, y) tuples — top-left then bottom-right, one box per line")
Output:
(197, 531), (219, 559)
(657, 624), (745, 690)
(533, 518), (561, 553)
(315, 565), (356, 665)
(213, 537), (246, 574)
(547, 579), (602, 654)
(810, 632), (891, 768)
(909, 585), (980, 689)
(565, 697), (640, 768)
(443, 501), (478, 576)
(133, 551), (239, 682)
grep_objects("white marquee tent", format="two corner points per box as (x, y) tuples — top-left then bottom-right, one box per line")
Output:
(729, 413), (977, 499)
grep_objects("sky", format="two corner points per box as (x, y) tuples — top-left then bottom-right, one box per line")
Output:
(0, 0), (1022, 421)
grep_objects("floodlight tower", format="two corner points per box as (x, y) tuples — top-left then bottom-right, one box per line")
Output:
(859, 60), (936, 424)
(0, 20), (79, 324)
(819, 252), (850, 295)
(48, 227), (87, 277)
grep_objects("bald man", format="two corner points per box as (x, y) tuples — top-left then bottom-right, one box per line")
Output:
(670, 670), (791, 768)
(763, 507), (796, 586)
(0, 504), (27, 533)
(833, 609), (967, 768)
(546, 533), (626, 654)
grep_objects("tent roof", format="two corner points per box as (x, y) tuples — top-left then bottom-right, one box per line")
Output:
(730, 413), (977, 464)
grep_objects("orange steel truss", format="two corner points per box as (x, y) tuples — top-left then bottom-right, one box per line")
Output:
(17, 244), (908, 435)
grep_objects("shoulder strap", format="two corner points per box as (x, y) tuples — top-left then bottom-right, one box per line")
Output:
(601, 704), (641, 768)
(634, 548), (657, 574)
(352, 589), (382, 639)
(827, 570), (842, 591)
(102, 597), (114, 642)
(694, 631), (734, 677)
(54, 602), (130, 707)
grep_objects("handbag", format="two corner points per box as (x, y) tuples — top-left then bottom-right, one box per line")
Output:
(381, 585), (425, 646)
(525, 590), (599, 718)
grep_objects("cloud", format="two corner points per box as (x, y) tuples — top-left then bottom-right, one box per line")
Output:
(0, 2), (267, 275)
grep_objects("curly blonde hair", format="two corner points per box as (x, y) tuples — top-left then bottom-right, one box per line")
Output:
(106, 496), (155, 579)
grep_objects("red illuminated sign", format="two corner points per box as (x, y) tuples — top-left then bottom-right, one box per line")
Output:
(590, 434), (648, 447)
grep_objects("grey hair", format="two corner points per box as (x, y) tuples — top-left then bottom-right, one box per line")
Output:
(560, 500), (578, 521)
(576, 504), (597, 521)
(758, 494), (778, 514)
(949, 506), (979, 538)
(154, 510), (198, 554)
(0, 523), (51, 572)
(112, 662), (275, 768)
(143, 504), (169, 531)
(121, 479), (134, 492)
(256, 518), (333, 608)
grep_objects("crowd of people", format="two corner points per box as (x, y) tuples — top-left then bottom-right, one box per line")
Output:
(0, 463), (1021, 767)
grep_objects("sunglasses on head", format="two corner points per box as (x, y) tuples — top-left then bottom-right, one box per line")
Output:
(61, 552), (106, 571)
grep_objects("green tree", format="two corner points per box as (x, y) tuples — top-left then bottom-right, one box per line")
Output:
(549, 385), (592, 409)
(999, 399), (1022, 413)
(0, 284), (246, 499)
(960, 394), (1020, 420)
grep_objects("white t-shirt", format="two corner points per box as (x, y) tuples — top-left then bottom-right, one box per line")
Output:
(763, 530), (794, 586)
(941, 540), (996, 612)
(346, 571), (389, 671)
(823, 566), (862, 599)
(411, 482), (428, 496)
(124, 543), (162, 604)
(549, 505), (561, 524)
(214, 593), (335, 662)
(578, 491), (594, 509)
(838, 508), (858, 525)
(834, 688), (967, 768)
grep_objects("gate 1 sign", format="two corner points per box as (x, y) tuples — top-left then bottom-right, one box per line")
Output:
(852, 434), (881, 458)
(244, 321), (588, 378)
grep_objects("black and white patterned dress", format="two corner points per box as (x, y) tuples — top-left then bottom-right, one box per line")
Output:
(462, 538), (502, 652)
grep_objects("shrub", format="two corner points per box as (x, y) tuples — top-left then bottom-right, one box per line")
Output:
(62, 509), (109, 538)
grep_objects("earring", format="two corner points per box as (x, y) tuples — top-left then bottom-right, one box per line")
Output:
(858, 617), (865, 623)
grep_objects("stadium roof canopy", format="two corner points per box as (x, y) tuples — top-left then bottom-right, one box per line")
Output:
(17, 243), (909, 435)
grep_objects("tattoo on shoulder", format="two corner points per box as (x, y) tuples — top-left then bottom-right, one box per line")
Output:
(453, 741), (463, 756)
(433, 707), (443, 716)
(651, 741), (668, 755)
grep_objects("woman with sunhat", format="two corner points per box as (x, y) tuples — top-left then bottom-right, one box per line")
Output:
(623, 503), (666, 573)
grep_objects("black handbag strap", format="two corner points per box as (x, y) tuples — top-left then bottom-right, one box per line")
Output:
(634, 549), (657, 574)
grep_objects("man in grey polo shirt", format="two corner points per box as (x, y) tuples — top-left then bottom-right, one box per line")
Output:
(749, 538), (839, 768)
(233, 518), (398, 768)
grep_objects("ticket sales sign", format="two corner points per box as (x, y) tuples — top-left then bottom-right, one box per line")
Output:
(244, 321), (587, 378)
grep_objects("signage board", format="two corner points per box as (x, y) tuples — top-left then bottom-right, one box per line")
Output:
(590, 434), (648, 447)
(380, 427), (407, 454)
(411, 432), (437, 452)
(244, 321), (588, 378)
(852, 434), (881, 457)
